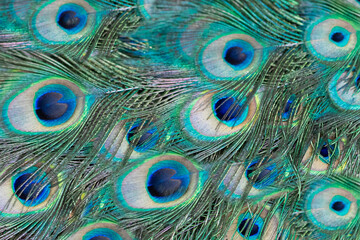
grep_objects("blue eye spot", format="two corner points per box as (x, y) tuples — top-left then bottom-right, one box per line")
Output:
(12, 168), (51, 207)
(238, 219), (260, 237)
(331, 32), (345, 43)
(147, 161), (190, 203)
(355, 74), (360, 90)
(331, 201), (345, 211)
(148, 169), (182, 197)
(282, 95), (296, 120)
(329, 27), (351, 47)
(34, 84), (77, 127)
(58, 11), (81, 30)
(329, 195), (351, 216)
(223, 40), (254, 70)
(35, 92), (69, 120)
(318, 140), (338, 164)
(126, 125), (158, 152)
(320, 144), (332, 158)
(56, 4), (87, 34)
(284, 100), (293, 114)
(245, 162), (277, 189)
(214, 97), (249, 127)
(83, 228), (123, 240)
(224, 46), (248, 66)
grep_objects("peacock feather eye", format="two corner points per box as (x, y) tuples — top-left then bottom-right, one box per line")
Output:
(115, 153), (205, 210)
(355, 74), (360, 89)
(56, 3), (88, 34)
(305, 16), (358, 62)
(317, 140), (339, 164)
(281, 95), (297, 121)
(126, 124), (158, 153)
(329, 27), (351, 47)
(3, 78), (88, 134)
(223, 40), (254, 69)
(237, 214), (264, 239)
(328, 71), (360, 111)
(103, 120), (159, 162)
(2, 0), (360, 239)
(147, 160), (190, 203)
(82, 228), (124, 240)
(304, 180), (360, 231)
(34, 84), (77, 127)
(65, 222), (132, 240)
(213, 97), (250, 127)
(226, 208), (279, 240)
(31, 0), (99, 45)
(220, 160), (284, 201)
(302, 138), (343, 173)
(277, 95), (303, 126)
(181, 91), (259, 142)
(198, 33), (267, 81)
(12, 167), (51, 207)
(329, 195), (352, 216)
(0, 166), (61, 216)
(245, 162), (277, 190)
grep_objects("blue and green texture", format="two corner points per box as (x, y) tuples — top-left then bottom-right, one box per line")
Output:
(0, 0), (359, 239)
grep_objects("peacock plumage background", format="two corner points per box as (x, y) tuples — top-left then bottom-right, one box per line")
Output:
(0, 0), (359, 239)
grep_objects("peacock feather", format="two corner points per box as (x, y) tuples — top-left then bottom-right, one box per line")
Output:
(0, 0), (359, 239)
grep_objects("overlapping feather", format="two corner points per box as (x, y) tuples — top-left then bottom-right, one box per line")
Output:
(0, 0), (359, 239)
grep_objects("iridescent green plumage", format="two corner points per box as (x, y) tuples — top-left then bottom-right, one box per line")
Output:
(0, 0), (359, 239)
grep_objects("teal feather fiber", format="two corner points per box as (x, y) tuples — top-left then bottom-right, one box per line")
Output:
(0, 0), (359, 239)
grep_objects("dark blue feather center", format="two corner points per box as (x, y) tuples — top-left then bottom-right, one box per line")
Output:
(214, 97), (245, 122)
(331, 201), (345, 212)
(35, 92), (68, 120)
(34, 84), (77, 127)
(238, 219), (259, 237)
(330, 32), (345, 43)
(13, 171), (50, 206)
(57, 10), (81, 30)
(56, 3), (88, 34)
(282, 95), (297, 120)
(146, 160), (191, 203)
(319, 143), (335, 159)
(246, 162), (276, 189)
(147, 168), (184, 197)
(224, 46), (248, 66)
(355, 75), (360, 89)
(126, 125), (158, 152)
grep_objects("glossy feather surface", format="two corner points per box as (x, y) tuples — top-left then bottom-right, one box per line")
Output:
(0, 0), (359, 239)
